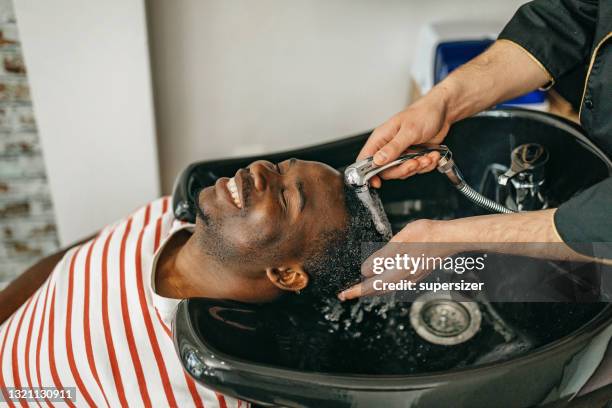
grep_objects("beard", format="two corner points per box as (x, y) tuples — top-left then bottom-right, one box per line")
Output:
(192, 185), (285, 273)
(193, 188), (243, 264)
(195, 212), (235, 265)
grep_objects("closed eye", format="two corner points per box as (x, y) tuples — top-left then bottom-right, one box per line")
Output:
(275, 162), (289, 211)
(281, 189), (288, 207)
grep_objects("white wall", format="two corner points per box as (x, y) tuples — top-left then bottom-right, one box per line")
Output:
(148, 0), (526, 192)
(13, 0), (526, 244)
(15, 0), (160, 245)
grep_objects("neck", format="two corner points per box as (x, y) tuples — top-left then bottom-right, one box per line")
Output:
(155, 230), (281, 302)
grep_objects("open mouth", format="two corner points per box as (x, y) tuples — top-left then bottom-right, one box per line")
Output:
(227, 177), (243, 209)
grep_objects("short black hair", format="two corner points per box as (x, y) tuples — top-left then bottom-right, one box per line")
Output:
(302, 184), (388, 298)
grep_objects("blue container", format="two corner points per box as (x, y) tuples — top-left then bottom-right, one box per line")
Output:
(434, 39), (546, 105)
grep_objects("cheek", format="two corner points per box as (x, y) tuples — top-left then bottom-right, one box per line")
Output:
(223, 207), (285, 250)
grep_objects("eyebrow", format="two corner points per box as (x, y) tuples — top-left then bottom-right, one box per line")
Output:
(296, 180), (306, 212)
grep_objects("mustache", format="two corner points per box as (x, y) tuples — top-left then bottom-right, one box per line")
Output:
(240, 172), (253, 211)
(193, 170), (254, 220)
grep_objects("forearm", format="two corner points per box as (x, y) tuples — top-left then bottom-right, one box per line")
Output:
(427, 209), (600, 263)
(433, 40), (552, 124)
(341, 209), (593, 301)
(436, 209), (560, 243)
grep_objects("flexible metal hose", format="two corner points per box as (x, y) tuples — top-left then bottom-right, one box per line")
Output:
(456, 183), (515, 214)
(345, 145), (516, 228)
(436, 154), (516, 214)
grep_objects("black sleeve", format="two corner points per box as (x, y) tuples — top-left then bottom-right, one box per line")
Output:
(498, 0), (598, 81)
(554, 177), (612, 259)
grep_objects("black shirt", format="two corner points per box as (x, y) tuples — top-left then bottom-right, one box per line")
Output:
(499, 0), (611, 258)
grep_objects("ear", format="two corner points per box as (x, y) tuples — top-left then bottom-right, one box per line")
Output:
(265, 265), (309, 293)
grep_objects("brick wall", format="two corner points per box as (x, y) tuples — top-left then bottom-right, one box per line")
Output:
(0, 0), (58, 289)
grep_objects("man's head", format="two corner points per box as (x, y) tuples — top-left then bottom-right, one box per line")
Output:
(194, 158), (386, 301)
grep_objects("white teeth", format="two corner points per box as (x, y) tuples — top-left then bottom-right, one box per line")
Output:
(227, 177), (242, 208)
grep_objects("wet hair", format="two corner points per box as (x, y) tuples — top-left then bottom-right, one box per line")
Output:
(302, 184), (388, 298)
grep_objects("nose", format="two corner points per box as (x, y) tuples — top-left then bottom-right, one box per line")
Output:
(248, 161), (279, 192)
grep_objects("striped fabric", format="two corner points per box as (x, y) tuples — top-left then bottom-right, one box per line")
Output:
(0, 197), (247, 408)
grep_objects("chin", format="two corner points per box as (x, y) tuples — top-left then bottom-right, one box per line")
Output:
(197, 187), (221, 216)
(195, 195), (215, 226)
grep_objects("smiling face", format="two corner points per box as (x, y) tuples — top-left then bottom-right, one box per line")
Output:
(195, 159), (348, 284)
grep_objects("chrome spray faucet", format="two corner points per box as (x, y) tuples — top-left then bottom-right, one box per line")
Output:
(497, 143), (549, 211)
(344, 144), (515, 237)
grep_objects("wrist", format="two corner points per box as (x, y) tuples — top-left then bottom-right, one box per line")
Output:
(418, 218), (481, 250)
(431, 76), (461, 123)
(405, 219), (450, 243)
(403, 219), (474, 258)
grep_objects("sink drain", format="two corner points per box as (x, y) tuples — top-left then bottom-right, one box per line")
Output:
(410, 292), (481, 346)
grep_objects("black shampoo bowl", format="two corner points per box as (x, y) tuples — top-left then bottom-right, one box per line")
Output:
(172, 109), (612, 407)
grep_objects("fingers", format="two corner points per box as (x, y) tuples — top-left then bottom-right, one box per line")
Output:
(356, 101), (449, 183)
(338, 222), (446, 301)
(417, 151), (440, 174)
(375, 151), (441, 180)
(337, 277), (383, 301)
(337, 281), (363, 301)
(370, 175), (382, 188)
(336, 244), (404, 301)
(339, 270), (404, 300)
(378, 158), (419, 180)
(357, 120), (400, 161)
(338, 267), (431, 301)
(373, 127), (415, 165)
(360, 244), (400, 278)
